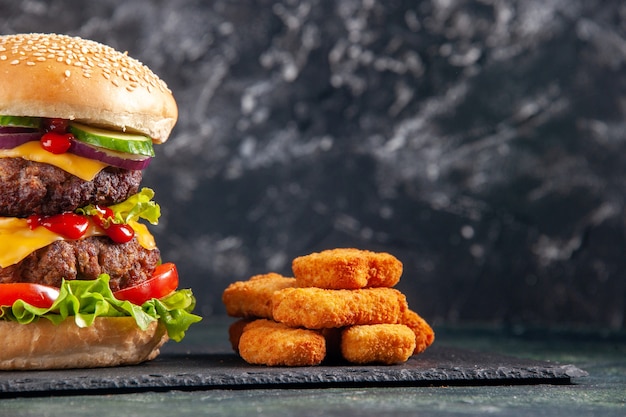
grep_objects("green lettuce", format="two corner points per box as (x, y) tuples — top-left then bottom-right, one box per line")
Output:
(0, 275), (202, 342)
(77, 187), (161, 225)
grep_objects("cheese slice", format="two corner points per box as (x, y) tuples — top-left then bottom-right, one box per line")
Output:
(0, 217), (156, 268)
(0, 141), (107, 181)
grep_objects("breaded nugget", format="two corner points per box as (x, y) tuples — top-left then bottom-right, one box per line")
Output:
(238, 319), (326, 366)
(341, 324), (416, 365)
(401, 309), (435, 354)
(228, 318), (252, 353)
(272, 287), (408, 329)
(222, 273), (296, 319)
(292, 248), (403, 289)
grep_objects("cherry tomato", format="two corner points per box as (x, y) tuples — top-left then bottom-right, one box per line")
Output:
(40, 132), (72, 154)
(38, 212), (90, 239)
(105, 223), (135, 244)
(0, 283), (60, 309)
(113, 263), (179, 305)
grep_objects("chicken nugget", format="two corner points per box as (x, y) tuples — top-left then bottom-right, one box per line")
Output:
(292, 248), (403, 289)
(238, 319), (326, 366)
(341, 324), (416, 365)
(222, 273), (296, 319)
(272, 287), (408, 329)
(401, 309), (435, 354)
(228, 318), (252, 353)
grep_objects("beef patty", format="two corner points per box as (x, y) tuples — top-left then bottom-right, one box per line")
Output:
(0, 158), (142, 217)
(0, 237), (161, 292)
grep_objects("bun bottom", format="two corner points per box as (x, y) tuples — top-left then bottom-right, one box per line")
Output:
(0, 317), (168, 370)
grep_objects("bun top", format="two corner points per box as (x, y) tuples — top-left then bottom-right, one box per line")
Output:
(0, 33), (177, 143)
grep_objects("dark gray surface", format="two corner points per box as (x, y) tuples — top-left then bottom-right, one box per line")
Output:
(0, 0), (624, 329)
(1, 325), (623, 417)
(0, 345), (586, 397)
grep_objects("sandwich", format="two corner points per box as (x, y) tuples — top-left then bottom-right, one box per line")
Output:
(0, 33), (201, 370)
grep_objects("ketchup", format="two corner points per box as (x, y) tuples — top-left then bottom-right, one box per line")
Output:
(27, 207), (135, 244)
(90, 205), (135, 244)
(40, 132), (73, 154)
(44, 118), (70, 133)
(27, 213), (89, 240)
(39, 118), (73, 154)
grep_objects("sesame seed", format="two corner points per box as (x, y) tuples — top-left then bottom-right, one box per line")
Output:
(0, 33), (172, 94)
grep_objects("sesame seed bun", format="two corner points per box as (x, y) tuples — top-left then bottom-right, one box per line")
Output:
(0, 33), (177, 143)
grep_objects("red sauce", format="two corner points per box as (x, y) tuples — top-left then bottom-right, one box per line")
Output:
(27, 213), (90, 240)
(90, 205), (135, 244)
(40, 132), (73, 154)
(27, 206), (135, 244)
(44, 118), (70, 133)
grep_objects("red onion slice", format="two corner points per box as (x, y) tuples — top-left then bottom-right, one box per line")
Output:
(69, 139), (152, 170)
(0, 131), (43, 149)
(0, 126), (39, 134)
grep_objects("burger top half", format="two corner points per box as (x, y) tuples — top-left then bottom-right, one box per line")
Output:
(0, 33), (200, 346)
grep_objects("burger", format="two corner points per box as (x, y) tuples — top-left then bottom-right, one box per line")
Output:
(0, 33), (201, 370)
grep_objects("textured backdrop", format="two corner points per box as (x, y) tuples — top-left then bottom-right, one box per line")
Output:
(1, 0), (625, 329)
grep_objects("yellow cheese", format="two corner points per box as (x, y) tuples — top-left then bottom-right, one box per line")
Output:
(0, 217), (156, 268)
(0, 141), (107, 181)
(128, 220), (156, 250)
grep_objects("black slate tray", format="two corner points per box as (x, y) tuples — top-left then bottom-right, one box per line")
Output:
(0, 345), (587, 397)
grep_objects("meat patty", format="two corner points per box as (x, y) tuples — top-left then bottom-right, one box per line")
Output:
(0, 237), (161, 292)
(0, 158), (142, 217)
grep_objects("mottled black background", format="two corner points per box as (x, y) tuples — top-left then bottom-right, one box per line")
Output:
(1, 0), (625, 329)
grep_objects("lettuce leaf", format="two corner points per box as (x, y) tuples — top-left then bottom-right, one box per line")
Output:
(0, 275), (201, 342)
(77, 187), (161, 226)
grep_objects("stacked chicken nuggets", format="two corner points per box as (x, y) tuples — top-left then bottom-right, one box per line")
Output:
(222, 248), (435, 366)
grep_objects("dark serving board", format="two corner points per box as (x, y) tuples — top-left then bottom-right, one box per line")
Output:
(0, 345), (587, 397)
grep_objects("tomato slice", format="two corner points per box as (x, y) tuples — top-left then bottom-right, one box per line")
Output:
(0, 283), (60, 309)
(113, 263), (179, 305)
